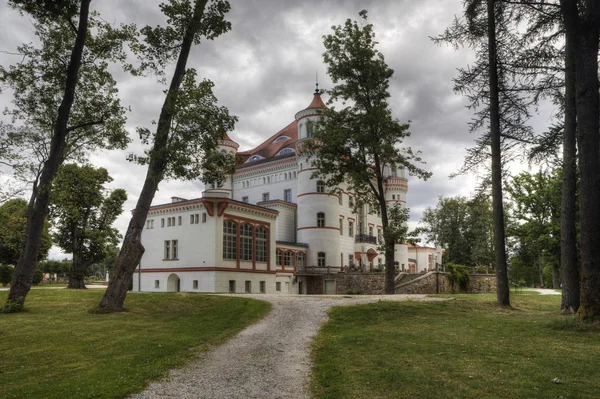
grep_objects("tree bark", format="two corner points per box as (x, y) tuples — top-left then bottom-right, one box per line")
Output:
(67, 251), (88, 289)
(98, 0), (209, 312)
(560, 13), (579, 313)
(4, 0), (91, 312)
(560, 0), (600, 322)
(488, 0), (510, 306)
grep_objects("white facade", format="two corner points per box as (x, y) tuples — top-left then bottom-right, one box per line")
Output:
(134, 90), (420, 294)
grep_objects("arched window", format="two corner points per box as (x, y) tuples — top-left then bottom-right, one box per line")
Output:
(256, 226), (268, 262)
(317, 212), (325, 228)
(317, 252), (326, 267)
(223, 220), (237, 260)
(273, 135), (291, 143)
(316, 180), (325, 193)
(277, 148), (295, 156)
(240, 223), (253, 261)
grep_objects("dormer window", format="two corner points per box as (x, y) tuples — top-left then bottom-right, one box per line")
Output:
(276, 148), (295, 156)
(246, 155), (265, 163)
(273, 135), (291, 143)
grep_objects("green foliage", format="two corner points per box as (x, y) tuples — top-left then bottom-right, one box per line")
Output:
(0, 199), (52, 265)
(37, 259), (72, 277)
(49, 164), (126, 277)
(0, 6), (133, 188)
(0, 265), (14, 286)
(506, 169), (564, 286)
(0, 289), (270, 398)
(419, 194), (493, 267)
(32, 268), (43, 285)
(445, 262), (470, 292)
(302, 11), (429, 292)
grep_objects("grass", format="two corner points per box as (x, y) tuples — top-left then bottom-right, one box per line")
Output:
(311, 293), (600, 399)
(0, 289), (270, 399)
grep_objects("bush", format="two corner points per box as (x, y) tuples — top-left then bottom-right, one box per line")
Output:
(446, 263), (470, 292)
(0, 264), (14, 286)
(32, 268), (43, 285)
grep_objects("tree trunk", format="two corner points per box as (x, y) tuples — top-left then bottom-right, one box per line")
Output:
(4, 0), (91, 312)
(537, 250), (545, 288)
(68, 252), (87, 289)
(560, 14), (579, 313)
(98, 0), (209, 312)
(561, 0), (600, 322)
(487, 0), (510, 306)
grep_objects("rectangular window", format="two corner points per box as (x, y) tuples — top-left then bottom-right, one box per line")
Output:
(172, 240), (178, 259)
(223, 220), (237, 260)
(317, 212), (325, 228)
(276, 251), (282, 266)
(276, 282), (281, 292)
(195, 214), (199, 224)
(245, 280), (251, 293)
(164, 240), (170, 260)
(190, 214), (194, 224)
(256, 227), (268, 262)
(259, 281), (266, 293)
(369, 226), (374, 237)
(284, 189), (292, 202)
(229, 280), (236, 293)
(172, 217), (176, 226)
(338, 193), (343, 205)
(348, 254), (353, 267)
(339, 219), (343, 235)
(150, 220), (154, 229)
(193, 280), (198, 289)
(242, 196), (249, 203)
(316, 180), (325, 193)
(284, 251), (293, 267)
(349, 196), (354, 208)
(378, 258), (382, 267)
(349, 221), (354, 237)
(161, 218), (165, 227)
(178, 216), (182, 226)
(202, 213), (207, 223)
(262, 192), (270, 202)
(240, 223), (253, 261)
(155, 280), (160, 289)
(318, 252), (326, 268)
(296, 252), (305, 269)
(378, 228), (383, 244)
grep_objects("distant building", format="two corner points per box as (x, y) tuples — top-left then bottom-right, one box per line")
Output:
(133, 89), (441, 294)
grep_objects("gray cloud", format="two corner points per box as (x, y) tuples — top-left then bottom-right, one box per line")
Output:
(0, 0), (555, 255)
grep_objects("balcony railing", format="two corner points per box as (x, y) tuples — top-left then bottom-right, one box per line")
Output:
(355, 234), (378, 244)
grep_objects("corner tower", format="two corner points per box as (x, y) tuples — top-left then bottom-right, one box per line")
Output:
(204, 133), (239, 198)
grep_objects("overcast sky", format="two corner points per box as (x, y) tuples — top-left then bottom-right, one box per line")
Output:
(0, 0), (551, 258)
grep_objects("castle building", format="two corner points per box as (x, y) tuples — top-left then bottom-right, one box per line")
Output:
(133, 89), (441, 294)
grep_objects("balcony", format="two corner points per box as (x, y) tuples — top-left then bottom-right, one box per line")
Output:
(355, 234), (378, 245)
(296, 265), (341, 275)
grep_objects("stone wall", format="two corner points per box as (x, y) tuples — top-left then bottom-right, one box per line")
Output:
(396, 272), (497, 294)
(396, 272), (452, 294)
(468, 274), (497, 294)
(335, 273), (385, 295)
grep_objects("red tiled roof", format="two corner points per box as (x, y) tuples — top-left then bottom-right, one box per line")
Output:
(236, 120), (298, 167)
(235, 92), (326, 168)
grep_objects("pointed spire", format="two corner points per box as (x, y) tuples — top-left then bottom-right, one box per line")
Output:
(315, 70), (319, 94)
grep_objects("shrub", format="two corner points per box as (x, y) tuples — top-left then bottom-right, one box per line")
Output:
(0, 264), (14, 286)
(446, 263), (470, 292)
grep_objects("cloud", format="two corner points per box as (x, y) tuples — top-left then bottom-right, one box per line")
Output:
(0, 0), (556, 257)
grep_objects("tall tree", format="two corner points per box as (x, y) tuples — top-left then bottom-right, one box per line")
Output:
(303, 10), (430, 294)
(50, 164), (126, 289)
(420, 195), (493, 268)
(559, 0), (600, 322)
(98, 0), (236, 311)
(2, 1), (133, 311)
(0, 198), (51, 267)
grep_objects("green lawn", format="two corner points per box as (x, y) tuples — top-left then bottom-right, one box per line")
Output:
(0, 289), (270, 399)
(311, 294), (600, 399)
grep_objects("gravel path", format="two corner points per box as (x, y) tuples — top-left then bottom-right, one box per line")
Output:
(130, 294), (448, 399)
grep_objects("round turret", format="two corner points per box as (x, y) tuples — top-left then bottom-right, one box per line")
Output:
(204, 133), (239, 197)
